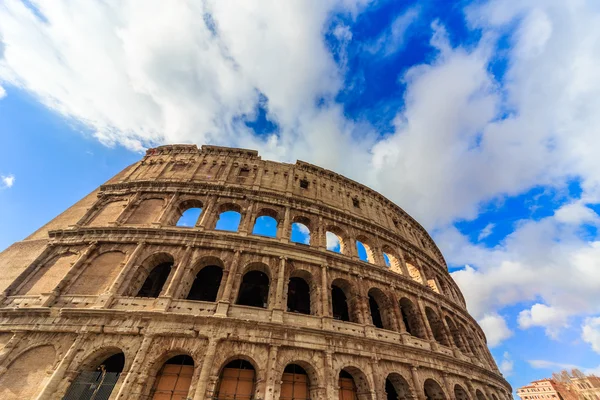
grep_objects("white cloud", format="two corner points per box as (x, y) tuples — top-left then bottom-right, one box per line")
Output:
(1, 174), (14, 188)
(528, 359), (581, 371)
(478, 223), (495, 241)
(518, 304), (569, 338)
(0, 85), (5, 99)
(478, 313), (513, 347)
(326, 231), (341, 251)
(582, 317), (600, 354)
(499, 352), (514, 376)
(365, 6), (420, 56)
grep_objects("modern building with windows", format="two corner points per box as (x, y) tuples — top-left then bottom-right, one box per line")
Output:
(0, 144), (511, 399)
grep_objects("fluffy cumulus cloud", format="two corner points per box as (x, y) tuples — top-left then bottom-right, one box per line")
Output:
(499, 352), (514, 376)
(582, 317), (600, 354)
(1, 174), (14, 188)
(3, 0), (600, 350)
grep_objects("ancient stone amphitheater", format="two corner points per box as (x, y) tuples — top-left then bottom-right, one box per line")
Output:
(0, 144), (512, 400)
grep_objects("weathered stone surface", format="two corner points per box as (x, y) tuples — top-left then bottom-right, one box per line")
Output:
(0, 144), (512, 399)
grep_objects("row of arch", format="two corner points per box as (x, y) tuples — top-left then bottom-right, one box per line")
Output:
(85, 194), (462, 306)
(11, 248), (492, 367)
(0, 342), (506, 400)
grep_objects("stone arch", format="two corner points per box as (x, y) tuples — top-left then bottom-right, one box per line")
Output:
(454, 384), (470, 400)
(491, 393), (499, 400)
(385, 372), (414, 400)
(381, 246), (402, 274)
(458, 323), (477, 356)
(444, 316), (467, 353)
(286, 269), (313, 315)
(213, 355), (260, 400)
(355, 234), (376, 263)
(172, 198), (204, 227)
(66, 250), (126, 295)
(476, 389), (487, 400)
(425, 307), (450, 346)
(126, 197), (165, 225)
(325, 225), (349, 254)
(0, 344), (57, 400)
(236, 262), (271, 308)
(125, 252), (175, 298)
(19, 251), (79, 295)
(423, 378), (447, 400)
(277, 360), (321, 400)
(184, 256), (225, 302)
(331, 278), (360, 323)
(398, 297), (426, 339)
(252, 207), (280, 238)
(291, 215), (313, 245)
(88, 198), (127, 227)
(404, 255), (424, 284)
(337, 365), (373, 400)
(214, 202), (243, 231)
(367, 287), (395, 331)
(147, 353), (195, 400)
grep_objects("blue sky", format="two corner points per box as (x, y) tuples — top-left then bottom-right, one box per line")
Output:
(2, 0), (600, 393)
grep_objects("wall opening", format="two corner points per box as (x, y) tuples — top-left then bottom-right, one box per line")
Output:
(355, 240), (370, 263)
(237, 270), (270, 308)
(281, 364), (309, 400)
(150, 355), (194, 400)
(291, 222), (310, 245)
(405, 257), (424, 284)
(136, 262), (172, 298)
(331, 285), (350, 322)
(399, 298), (424, 339)
(476, 390), (487, 400)
(454, 385), (470, 400)
(385, 373), (412, 400)
(176, 207), (202, 227)
(386, 378), (399, 400)
(424, 379), (446, 400)
(186, 265), (223, 302)
(287, 277), (310, 315)
(339, 370), (358, 400)
(382, 250), (402, 274)
(326, 231), (344, 253)
(63, 352), (125, 400)
(252, 215), (278, 238)
(215, 210), (242, 232)
(445, 316), (466, 353)
(215, 359), (255, 400)
(369, 294), (384, 329)
(425, 307), (450, 347)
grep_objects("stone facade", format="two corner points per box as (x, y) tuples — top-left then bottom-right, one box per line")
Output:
(0, 144), (512, 399)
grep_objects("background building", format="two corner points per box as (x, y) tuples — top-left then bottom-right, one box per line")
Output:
(0, 144), (511, 399)
(518, 370), (600, 400)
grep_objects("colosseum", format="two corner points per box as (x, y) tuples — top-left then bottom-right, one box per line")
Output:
(0, 144), (512, 400)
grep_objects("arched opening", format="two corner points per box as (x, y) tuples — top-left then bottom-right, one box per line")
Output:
(237, 270), (270, 308)
(149, 355), (194, 400)
(405, 257), (424, 284)
(491, 394), (499, 400)
(445, 316), (466, 353)
(332, 285), (350, 322)
(287, 277), (310, 315)
(454, 385), (470, 400)
(355, 240), (373, 263)
(369, 294), (384, 328)
(385, 373), (412, 400)
(291, 221), (311, 244)
(425, 307), (450, 346)
(382, 248), (402, 274)
(476, 390), (487, 400)
(63, 352), (125, 400)
(186, 265), (223, 302)
(216, 210), (242, 232)
(281, 364), (309, 400)
(459, 324), (477, 356)
(176, 207), (202, 227)
(399, 298), (425, 339)
(339, 370), (358, 400)
(136, 262), (172, 298)
(252, 215), (278, 237)
(368, 288), (394, 330)
(326, 228), (345, 254)
(215, 359), (256, 400)
(424, 379), (446, 400)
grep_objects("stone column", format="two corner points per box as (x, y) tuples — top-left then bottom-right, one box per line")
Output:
(252, 165), (264, 190)
(193, 338), (220, 400)
(467, 380), (479, 400)
(3, 244), (57, 299)
(41, 242), (98, 307)
(321, 265), (330, 318)
(316, 216), (326, 250)
(215, 250), (241, 316)
(370, 357), (385, 400)
(115, 334), (154, 399)
(263, 345), (280, 400)
(410, 366), (426, 400)
(272, 256), (287, 323)
(279, 206), (291, 242)
(239, 200), (255, 236)
(197, 195), (216, 230)
(36, 333), (90, 400)
(162, 246), (194, 299)
(324, 350), (335, 399)
(396, 249), (412, 278)
(156, 192), (180, 225)
(114, 192), (141, 225)
(441, 373), (454, 400)
(436, 304), (454, 349)
(416, 297), (436, 348)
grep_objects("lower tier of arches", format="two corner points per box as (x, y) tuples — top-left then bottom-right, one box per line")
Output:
(0, 313), (511, 400)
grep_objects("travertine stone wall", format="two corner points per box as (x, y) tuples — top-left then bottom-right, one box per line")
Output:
(0, 144), (512, 400)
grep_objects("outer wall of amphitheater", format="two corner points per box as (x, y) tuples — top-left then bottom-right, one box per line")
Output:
(0, 144), (512, 400)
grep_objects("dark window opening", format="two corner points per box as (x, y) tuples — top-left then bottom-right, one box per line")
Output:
(100, 353), (125, 373)
(187, 265), (223, 302)
(287, 277), (310, 315)
(236, 270), (270, 308)
(332, 285), (350, 322)
(62, 352), (125, 400)
(239, 167), (250, 177)
(299, 179), (309, 189)
(136, 262), (172, 298)
(386, 378), (399, 400)
(426, 307), (450, 346)
(400, 298), (423, 338)
(401, 307), (413, 336)
(352, 198), (360, 208)
(369, 295), (384, 329)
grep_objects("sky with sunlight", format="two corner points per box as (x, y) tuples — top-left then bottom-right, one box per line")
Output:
(1, 0), (600, 393)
